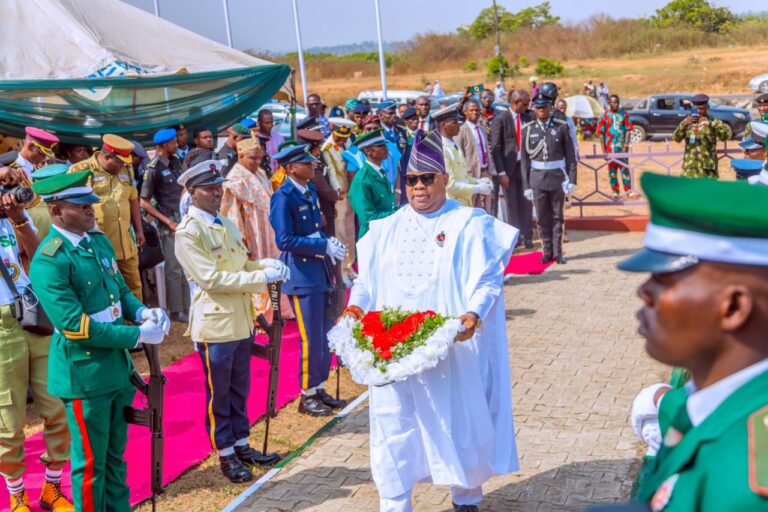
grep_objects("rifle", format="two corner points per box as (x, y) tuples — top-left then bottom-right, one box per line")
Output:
(125, 344), (166, 512)
(251, 281), (283, 457)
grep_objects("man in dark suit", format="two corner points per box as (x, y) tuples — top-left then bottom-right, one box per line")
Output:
(490, 89), (535, 248)
(520, 98), (577, 265)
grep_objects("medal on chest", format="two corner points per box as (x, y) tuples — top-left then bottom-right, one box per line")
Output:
(435, 231), (446, 247)
(650, 473), (679, 512)
(101, 257), (117, 276)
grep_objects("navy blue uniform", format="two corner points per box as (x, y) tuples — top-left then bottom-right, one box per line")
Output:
(383, 124), (410, 205)
(269, 179), (335, 391)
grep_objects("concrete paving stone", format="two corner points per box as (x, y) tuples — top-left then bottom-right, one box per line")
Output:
(235, 232), (666, 511)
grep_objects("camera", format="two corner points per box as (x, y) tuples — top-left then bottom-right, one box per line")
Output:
(0, 185), (34, 204)
(690, 106), (700, 119)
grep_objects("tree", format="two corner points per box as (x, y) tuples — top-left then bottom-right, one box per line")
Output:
(460, 2), (560, 40)
(651, 0), (737, 33)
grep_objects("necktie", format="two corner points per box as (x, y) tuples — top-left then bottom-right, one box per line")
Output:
(475, 125), (488, 166)
(515, 114), (522, 152)
(304, 190), (313, 203)
(79, 238), (93, 253)
(213, 217), (223, 225)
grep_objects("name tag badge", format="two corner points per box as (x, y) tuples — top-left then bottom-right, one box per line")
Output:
(118, 173), (131, 183)
(93, 176), (107, 183)
(299, 205), (309, 212)
(161, 170), (171, 177)
(550, 129), (558, 136)
(530, 133), (540, 139)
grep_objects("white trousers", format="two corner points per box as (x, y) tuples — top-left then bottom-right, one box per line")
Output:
(379, 485), (483, 512)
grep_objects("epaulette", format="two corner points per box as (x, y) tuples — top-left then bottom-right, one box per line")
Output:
(552, 118), (567, 125)
(40, 237), (62, 256)
(749, 405), (768, 496)
(521, 120), (536, 130)
(176, 215), (198, 236)
(147, 156), (160, 168)
(321, 141), (332, 152)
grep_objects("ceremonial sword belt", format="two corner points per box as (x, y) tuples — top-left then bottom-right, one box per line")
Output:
(531, 160), (566, 171)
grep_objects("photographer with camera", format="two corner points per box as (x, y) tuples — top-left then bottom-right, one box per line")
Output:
(672, 93), (730, 178)
(0, 152), (74, 512)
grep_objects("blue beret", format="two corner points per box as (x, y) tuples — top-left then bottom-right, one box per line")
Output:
(377, 99), (397, 112)
(154, 128), (177, 145)
(240, 118), (256, 129)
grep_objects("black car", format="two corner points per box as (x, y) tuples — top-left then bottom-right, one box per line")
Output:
(627, 94), (750, 142)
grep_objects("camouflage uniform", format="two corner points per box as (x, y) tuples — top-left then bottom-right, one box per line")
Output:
(672, 116), (730, 178)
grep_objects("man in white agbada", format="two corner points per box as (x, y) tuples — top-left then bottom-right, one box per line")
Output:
(344, 129), (519, 511)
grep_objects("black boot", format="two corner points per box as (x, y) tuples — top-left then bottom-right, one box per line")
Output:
(219, 453), (253, 483)
(452, 504), (479, 511)
(234, 445), (281, 467)
(298, 394), (333, 416)
(316, 389), (347, 409)
(540, 252), (554, 264)
(555, 255), (567, 264)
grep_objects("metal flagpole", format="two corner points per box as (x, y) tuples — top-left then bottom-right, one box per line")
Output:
(222, 0), (233, 47)
(153, 0), (160, 16)
(374, 0), (387, 99)
(291, 0), (308, 106)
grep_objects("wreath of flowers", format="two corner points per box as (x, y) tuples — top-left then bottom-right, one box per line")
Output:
(328, 307), (461, 386)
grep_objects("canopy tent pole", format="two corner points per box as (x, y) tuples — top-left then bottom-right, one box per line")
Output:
(290, 70), (297, 140)
(291, 0), (308, 106)
(374, 0), (387, 99)
(153, 0), (160, 16)
(222, 0), (233, 48)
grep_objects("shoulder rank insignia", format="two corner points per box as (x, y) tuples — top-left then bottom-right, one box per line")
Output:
(40, 237), (62, 256)
(748, 405), (768, 496)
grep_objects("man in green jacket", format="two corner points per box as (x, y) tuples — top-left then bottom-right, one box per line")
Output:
(348, 129), (397, 237)
(30, 171), (169, 512)
(617, 173), (768, 511)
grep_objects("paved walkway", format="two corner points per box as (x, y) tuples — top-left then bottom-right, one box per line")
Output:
(236, 231), (669, 511)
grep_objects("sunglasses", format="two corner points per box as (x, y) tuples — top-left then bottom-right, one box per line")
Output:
(405, 174), (437, 187)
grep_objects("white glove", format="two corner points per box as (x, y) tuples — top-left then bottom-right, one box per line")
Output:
(259, 258), (290, 281)
(631, 383), (669, 454)
(138, 320), (165, 345)
(326, 237), (346, 264)
(473, 180), (493, 196)
(562, 181), (576, 195)
(263, 267), (285, 283)
(136, 307), (171, 335)
(523, 189), (534, 201)
(640, 420), (662, 456)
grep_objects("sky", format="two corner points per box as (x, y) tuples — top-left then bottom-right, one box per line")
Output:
(122, 0), (756, 54)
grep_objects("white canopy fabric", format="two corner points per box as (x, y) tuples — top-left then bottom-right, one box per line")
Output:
(0, 0), (285, 84)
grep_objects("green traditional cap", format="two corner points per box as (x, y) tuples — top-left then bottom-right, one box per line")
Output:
(31, 163), (69, 182)
(231, 123), (250, 135)
(353, 128), (387, 150)
(31, 170), (100, 204)
(618, 173), (768, 273)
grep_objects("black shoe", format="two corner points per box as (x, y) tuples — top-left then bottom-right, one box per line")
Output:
(316, 389), (347, 410)
(453, 504), (479, 512)
(219, 453), (253, 483)
(555, 255), (567, 264)
(234, 445), (281, 467)
(298, 394), (333, 417)
(524, 239), (534, 249)
(540, 253), (554, 264)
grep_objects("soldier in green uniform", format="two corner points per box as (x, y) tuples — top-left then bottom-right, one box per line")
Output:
(672, 94), (730, 178)
(347, 129), (398, 237)
(618, 173), (768, 511)
(29, 171), (169, 512)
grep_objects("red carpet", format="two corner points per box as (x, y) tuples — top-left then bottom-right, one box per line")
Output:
(505, 251), (554, 276)
(0, 322), (303, 510)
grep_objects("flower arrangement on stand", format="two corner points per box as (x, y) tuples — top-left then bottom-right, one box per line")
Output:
(328, 307), (462, 386)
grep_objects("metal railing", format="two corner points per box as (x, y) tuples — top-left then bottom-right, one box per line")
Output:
(571, 141), (743, 217)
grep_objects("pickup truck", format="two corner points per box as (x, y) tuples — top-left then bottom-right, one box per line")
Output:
(626, 94), (750, 142)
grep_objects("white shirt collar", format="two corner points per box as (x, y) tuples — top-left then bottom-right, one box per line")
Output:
(367, 161), (382, 172)
(685, 358), (768, 427)
(441, 136), (457, 147)
(464, 119), (477, 128)
(288, 177), (308, 195)
(52, 225), (90, 247)
(189, 205), (219, 225)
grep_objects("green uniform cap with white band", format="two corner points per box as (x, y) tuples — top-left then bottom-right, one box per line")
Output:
(618, 173), (768, 274)
(31, 170), (101, 204)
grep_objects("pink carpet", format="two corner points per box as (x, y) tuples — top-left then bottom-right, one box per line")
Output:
(505, 251), (554, 276)
(0, 322), (302, 510)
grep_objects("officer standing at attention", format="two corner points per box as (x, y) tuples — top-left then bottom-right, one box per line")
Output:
(620, 174), (768, 511)
(521, 97), (576, 265)
(29, 171), (169, 512)
(140, 128), (190, 321)
(0, 155), (74, 512)
(175, 160), (286, 483)
(270, 144), (348, 417)
(69, 134), (145, 300)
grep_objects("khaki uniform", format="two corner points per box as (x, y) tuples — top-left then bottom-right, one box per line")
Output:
(442, 137), (478, 206)
(69, 153), (142, 299)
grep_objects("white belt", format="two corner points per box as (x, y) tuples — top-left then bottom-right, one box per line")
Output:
(531, 160), (565, 171)
(90, 303), (123, 323)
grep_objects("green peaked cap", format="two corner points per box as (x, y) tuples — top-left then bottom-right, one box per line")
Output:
(353, 128), (386, 149)
(619, 173), (768, 273)
(32, 170), (100, 204)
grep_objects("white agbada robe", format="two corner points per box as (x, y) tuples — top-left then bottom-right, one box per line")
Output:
(349, 199), (519, 498)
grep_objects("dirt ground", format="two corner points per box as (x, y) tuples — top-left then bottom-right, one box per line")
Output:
(307, 45), (768, 106)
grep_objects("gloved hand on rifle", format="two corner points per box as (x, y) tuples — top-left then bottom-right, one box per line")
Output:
(260, 258), (290, 282)
(138, 320), (165, 345)
(136, 307), (171, 334)
(326, 236), (346, 265)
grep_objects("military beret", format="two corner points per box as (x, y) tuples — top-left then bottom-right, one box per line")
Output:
(691, 94), (709, 106)
(31, 163), (69, 182)
(153, 128), (177, 145)
(231, 123), (250, 136)
(102, 134), (133, 164)
(0, 151), (19, 166)
(177, 159), (227, 189)
(32, 170), (100, 204)
(240, 118), (257, 129)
